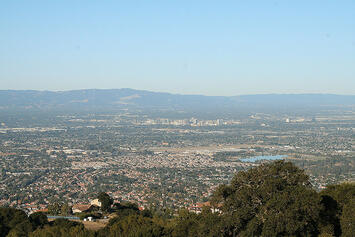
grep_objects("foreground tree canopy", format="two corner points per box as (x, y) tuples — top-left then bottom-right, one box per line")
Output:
(1, 161), (354, 236)
(212, 160), (320, 236)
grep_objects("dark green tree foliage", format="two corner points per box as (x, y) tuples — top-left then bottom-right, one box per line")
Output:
(6, 220), (33, 237)
(320, 183), (355, 237)
(113, 202), (139, 212)
(47, 202), (62, 215)
(141, 209), (153, 218)
(51, 218), (82, 229)
(171, 207), (223, 237)
(256, 186), (321, 236)
(98, 202), (144, 236)
(340, 198), (355, 237)
(98, 192), (113, 212)
(321, 183), (355, 209)
(171, 209), (199, 237)
(0, 207), (32, 237)
(60, 203), (72, 216)
(111, 201), (140, 219)
(318, 195), (341, 236)
(212, 160), (320, 236)
(29, 220), (95, 237)
(196, 207), (224, 237)
(29, 212), (49, 229)
(30, 226), (93, 237)
(97, 213), (166, 237)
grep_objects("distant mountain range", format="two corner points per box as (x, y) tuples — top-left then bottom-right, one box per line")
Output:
(0, 89), (354, 111)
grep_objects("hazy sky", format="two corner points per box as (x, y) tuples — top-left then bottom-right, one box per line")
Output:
(0, 1), (354, 95)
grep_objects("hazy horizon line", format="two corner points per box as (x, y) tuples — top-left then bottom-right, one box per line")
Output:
(1, 88), (354, 97)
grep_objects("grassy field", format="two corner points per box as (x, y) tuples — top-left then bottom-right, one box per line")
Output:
(80, 220), (106, 231)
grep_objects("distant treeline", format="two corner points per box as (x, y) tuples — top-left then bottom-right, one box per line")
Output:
(1, 161), (354, 236)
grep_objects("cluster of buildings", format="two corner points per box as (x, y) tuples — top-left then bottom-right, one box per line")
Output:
(142, 118), (239, 126)
(0, 111), (354, 211)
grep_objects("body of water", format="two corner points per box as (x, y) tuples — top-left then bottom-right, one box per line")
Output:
(240, 155), (287, 162)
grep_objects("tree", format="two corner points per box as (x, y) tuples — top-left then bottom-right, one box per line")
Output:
(48, 202), (62, 215)
(98, 192), (113, 212)
(212, 160), (319, 236)
(194, 207), (224, 237)
(318, 195), (341, 236)
(340, 198), (355, 237)
(29, 212), (49, 229)
(6, 220), (33, 237)
(61, 203), (72, 216)
(257, 186), (321, 236)
(171, 209), (199, 237)
(102, 214), (166, 237)
(29, 222), (95, 237)
(320, 183), (355, 236)
(52, 218), (81, 229)
(321, 183), (355, 209)
(0, 207), (30, 237)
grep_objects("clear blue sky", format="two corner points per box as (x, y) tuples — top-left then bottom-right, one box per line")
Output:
(0, 0), (354, 95)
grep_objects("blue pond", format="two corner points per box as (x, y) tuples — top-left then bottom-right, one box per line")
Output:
(240, 155), (287, 162)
